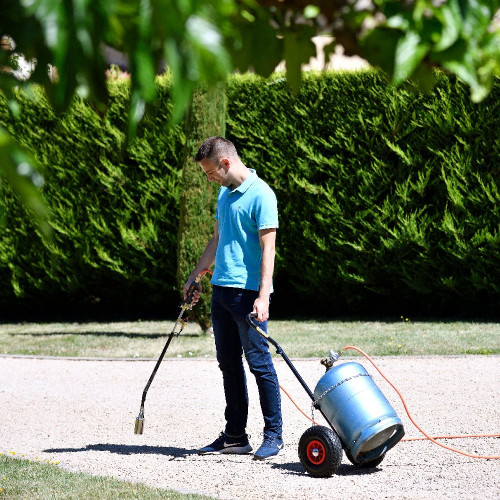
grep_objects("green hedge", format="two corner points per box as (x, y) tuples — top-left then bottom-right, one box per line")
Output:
(0, 71), (498, 319)
(226, 71), (500, 316)
(177, 85), (226, 330)
(0, 77), (185, 318)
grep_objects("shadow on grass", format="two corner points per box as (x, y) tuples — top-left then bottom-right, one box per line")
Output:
(43, 443), (197, 459)
(10, 331), (203, 339)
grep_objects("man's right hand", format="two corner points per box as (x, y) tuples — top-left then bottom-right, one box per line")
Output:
(183, 279), (202, 305)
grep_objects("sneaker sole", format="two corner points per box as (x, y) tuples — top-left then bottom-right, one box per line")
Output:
(253, 444), (284, 461)
(198, 444), (253, 455)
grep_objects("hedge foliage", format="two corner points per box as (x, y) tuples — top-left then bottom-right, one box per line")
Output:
(0, 71), (498, 319)
(177, 85), (226, 330)
(0, 77), (185, 318)
(226, 71), (500, 316)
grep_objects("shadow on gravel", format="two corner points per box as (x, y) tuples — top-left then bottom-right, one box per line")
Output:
(43, 443), (197, 459)
(273, 462), (381, 477)
(336, 464), (381, 476)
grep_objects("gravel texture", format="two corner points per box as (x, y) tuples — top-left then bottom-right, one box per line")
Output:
(0, 354), (499, 499)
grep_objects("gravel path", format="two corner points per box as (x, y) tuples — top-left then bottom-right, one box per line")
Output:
(1, 355), (499, 499)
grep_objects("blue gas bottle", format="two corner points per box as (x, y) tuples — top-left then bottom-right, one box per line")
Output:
(314, 361), (404, 463)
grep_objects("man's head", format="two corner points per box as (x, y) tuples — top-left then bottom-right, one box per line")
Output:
(194, 136), (239, 164)
(195, 137), (240, 186)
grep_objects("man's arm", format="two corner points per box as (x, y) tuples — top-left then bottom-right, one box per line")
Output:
(183, 221), (219, 304)
(252, 227), (276, 322)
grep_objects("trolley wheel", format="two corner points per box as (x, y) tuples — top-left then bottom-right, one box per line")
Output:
(345, 449), (385, 468)
(298, 426), (342, 477)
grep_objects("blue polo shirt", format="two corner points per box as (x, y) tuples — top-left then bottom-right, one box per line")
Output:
(212, 169), (278, 292)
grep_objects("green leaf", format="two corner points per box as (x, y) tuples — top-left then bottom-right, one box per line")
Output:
(229, 7), (283, 77)
(128, 90), (146, 139)
(283, 29), (317, 93)
(163, 41), (196, 124)
(458, 0), (494, 39)
(432, 2), (461, 52)
(131, 0), (157, 102)
(386, 14), (410, 30)
(393, 30), (429, 85)
(410, 62), (436, 93)
(185, 14), (232, 83)
(477, 31), (500, 85)
(303, 5), (320, 19)
(360, 27), (403, 76)
(0, 128), (52, 241)
(161, 7), (232, 124)
(433, 38), (489, 101)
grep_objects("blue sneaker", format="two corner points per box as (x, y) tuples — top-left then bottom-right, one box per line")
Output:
(253, 435), (284, 460)
(198, 432), (252, 455)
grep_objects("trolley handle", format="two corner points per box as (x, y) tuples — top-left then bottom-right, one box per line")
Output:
(246, 312), (270, 339)
(246, 313), (316, 402)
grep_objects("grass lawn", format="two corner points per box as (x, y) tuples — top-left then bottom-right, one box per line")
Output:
(0, 318), (498, 358)
(0, 454), (215, 500)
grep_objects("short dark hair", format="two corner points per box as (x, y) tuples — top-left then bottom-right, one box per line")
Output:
(194, 137), (238, 163)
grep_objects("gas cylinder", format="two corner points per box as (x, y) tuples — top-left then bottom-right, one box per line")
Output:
(314, 361), (404, 464)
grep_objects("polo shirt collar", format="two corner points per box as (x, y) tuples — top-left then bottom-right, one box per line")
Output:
(231, 168), (257, 194)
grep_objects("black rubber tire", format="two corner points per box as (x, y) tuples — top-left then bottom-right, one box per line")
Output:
(345, 449), (385, 468)
(298, 426), (343, 477)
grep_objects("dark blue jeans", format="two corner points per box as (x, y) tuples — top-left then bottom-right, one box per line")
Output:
(211, 285), (282, 439)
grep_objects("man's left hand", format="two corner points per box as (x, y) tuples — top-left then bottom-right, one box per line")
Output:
(252, 297), (269, 322)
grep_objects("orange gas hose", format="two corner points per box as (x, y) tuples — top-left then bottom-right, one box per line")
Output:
(401, 434), (500, 442)
(278, 348), (499, 459)
(279, 384), (320, 426)
(342, 346), (500, 459)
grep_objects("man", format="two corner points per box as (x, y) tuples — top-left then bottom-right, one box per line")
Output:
(184, 136), (283, 460)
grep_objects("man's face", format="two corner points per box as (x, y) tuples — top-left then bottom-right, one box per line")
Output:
(199, 158), (231, 186)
